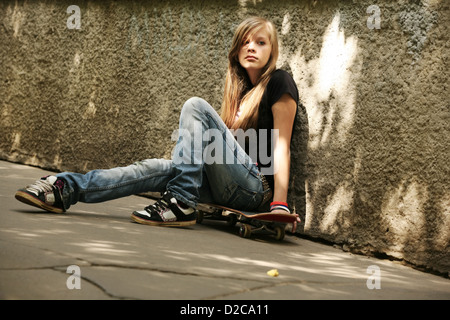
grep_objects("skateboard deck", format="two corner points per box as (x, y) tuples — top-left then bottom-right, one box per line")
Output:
(196, 203), (299, 241)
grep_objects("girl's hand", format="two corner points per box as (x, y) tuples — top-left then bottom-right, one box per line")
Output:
(270, 209), (300, 233)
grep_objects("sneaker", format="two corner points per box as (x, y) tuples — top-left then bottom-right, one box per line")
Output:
(15, 176), (65, 213)
(131, 191), (196, 227)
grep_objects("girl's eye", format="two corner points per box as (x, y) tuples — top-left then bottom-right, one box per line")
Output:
(258, 41), (265, 45)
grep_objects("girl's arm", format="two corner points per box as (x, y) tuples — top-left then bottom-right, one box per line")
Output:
(271, 93), (297, 209)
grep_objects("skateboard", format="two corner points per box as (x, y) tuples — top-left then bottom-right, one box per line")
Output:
(196, 203), (299, 241)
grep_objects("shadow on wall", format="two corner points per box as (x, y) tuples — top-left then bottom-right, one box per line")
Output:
(283, 13), (361, 230)
(281, 4), (449, 272)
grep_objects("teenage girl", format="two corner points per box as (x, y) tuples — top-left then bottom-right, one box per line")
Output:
(15, 16), (299, 227)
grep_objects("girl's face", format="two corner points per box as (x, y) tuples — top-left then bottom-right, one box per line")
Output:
(238, 27), (272, 83)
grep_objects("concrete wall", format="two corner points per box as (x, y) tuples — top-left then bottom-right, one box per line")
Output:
(1, 0), (448, 274)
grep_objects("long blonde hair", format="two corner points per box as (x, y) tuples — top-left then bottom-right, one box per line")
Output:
(221, 17), (279, 130)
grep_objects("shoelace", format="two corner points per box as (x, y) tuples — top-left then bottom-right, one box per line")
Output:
(145, 198), (170, 215)
(26, 179), (54, 194)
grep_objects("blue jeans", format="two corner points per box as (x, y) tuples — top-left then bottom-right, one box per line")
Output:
(57, 97), (269, 211)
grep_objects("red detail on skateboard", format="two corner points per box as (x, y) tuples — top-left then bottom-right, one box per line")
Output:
(196, 203), (299, 240)
(204, 203), (298, 223)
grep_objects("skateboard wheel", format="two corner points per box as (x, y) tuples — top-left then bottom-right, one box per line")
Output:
(239, 224), (252, 238)
(274, 226), (285, 241)
(196, 211), (204, 224)
(226, 214), (237, 227)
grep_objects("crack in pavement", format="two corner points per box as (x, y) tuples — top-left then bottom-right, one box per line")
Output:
(1, 260), (288, 300)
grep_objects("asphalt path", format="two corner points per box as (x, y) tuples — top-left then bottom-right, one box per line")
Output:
(0, 160), (448, 303)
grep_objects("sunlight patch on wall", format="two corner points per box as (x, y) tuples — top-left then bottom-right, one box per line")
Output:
(320, 180), (354, 234)
(381, 179), (428, 254)
(82, 91), (98, 119)
(286, 13), (361, 150)
(437, 192), (450, 249)
(8, 2), (26, 38)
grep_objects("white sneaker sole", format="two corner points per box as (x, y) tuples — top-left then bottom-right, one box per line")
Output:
(15, 190), (65, 214)
(130, 212), (196, 227)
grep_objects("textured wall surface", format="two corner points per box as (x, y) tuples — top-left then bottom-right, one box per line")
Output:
(1, 0), (448, 274)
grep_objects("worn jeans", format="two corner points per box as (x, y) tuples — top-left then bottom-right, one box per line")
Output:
(57, 97), (269, 211)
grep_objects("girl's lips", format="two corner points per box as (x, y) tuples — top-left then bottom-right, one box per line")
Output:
(245, 56), (257, 61)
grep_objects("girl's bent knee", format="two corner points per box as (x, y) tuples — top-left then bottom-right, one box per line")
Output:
(182, 97), (212, 116)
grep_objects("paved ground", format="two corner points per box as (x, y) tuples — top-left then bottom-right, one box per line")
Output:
(0, 160), (449, 302)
